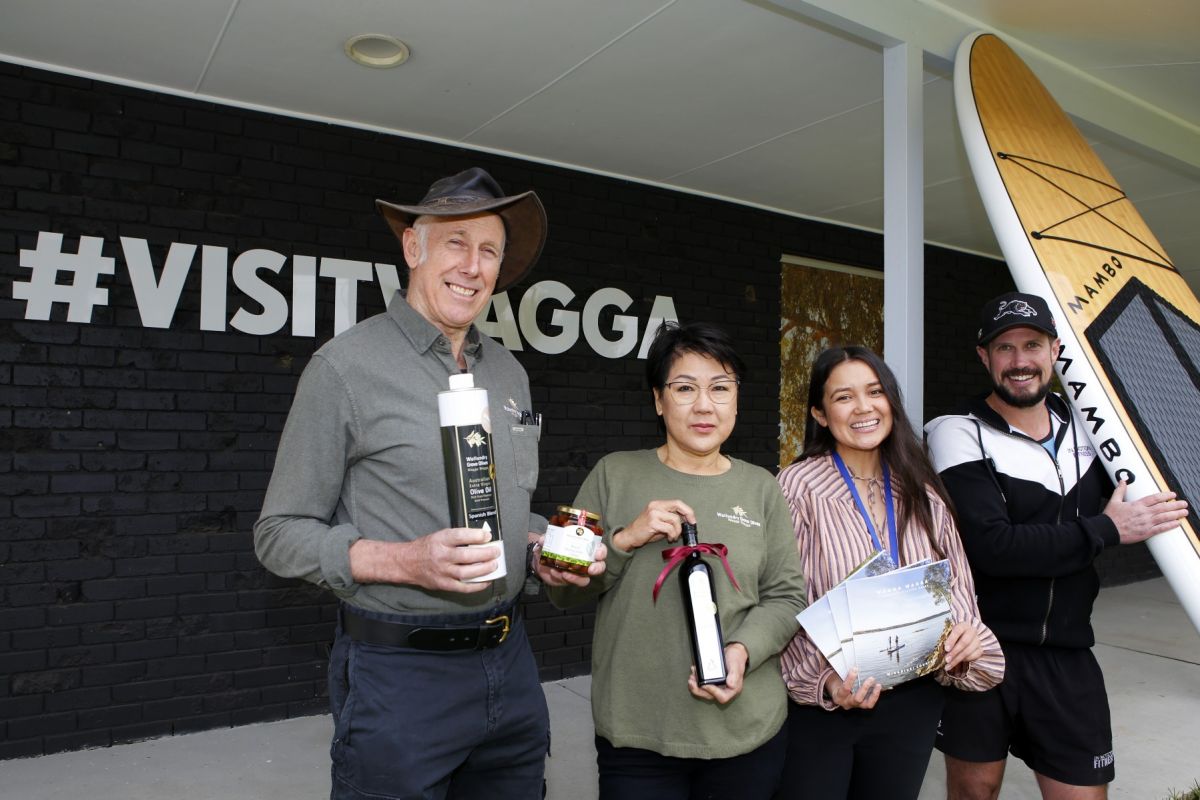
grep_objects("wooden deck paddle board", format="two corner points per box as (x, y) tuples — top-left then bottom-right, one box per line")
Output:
(954, 32), (1200, 632)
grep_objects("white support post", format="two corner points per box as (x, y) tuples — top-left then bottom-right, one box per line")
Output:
(883, 41), (925, 429)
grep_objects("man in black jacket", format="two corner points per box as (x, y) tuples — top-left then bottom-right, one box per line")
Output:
(925, 291), (1187, 800)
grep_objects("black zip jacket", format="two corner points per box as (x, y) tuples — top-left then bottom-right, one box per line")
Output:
(925, 392), (1118, 648)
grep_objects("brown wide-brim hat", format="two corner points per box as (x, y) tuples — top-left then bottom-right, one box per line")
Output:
(376, 167), (547, 292)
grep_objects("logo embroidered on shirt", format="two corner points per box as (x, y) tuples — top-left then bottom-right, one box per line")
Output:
(715, 506), (762, 528)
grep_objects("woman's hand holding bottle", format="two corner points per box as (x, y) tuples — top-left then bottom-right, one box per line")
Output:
(612, 500), (695, 551)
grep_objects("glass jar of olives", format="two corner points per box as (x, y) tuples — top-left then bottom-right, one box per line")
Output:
(540, 506), (603, 576)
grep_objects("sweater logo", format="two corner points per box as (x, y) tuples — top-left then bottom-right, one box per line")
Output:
(716, 506), (762, 528)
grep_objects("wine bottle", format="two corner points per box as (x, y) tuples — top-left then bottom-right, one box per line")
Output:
(679, 521), (727, 685)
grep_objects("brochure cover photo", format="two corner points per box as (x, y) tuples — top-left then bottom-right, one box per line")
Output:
(846, 560), (952, 688)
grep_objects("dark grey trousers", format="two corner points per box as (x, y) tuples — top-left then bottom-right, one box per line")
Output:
(328, 606), (549, 800)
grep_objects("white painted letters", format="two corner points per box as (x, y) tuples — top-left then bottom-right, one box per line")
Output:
(230, 249), (288, 335)
(14, 231), (678, 358)
(120, 237), (195, 329)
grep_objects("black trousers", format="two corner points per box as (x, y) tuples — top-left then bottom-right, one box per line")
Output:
(595, 723), (788, 800)
(773, 677), (943, 800)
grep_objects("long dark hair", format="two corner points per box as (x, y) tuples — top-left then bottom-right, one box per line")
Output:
(800, 345), (950, 554)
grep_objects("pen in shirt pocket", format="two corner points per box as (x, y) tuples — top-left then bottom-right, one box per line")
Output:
(518, 409), (543, 436)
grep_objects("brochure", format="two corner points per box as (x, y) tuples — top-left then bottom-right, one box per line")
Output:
(827, 584), (855, 671)
(796, 593), (846, 675)
(797, 555), (953, 688)
(797, 550), (892, 678)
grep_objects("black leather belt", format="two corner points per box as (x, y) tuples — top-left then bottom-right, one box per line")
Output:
(340, 604), (517, 652)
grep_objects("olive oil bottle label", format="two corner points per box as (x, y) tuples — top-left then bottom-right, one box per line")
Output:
(438, 372), (505, 582)
(441, 423), (502, 541)
(687, 572), (726, 681)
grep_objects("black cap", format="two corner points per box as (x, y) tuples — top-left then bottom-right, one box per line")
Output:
(977, 291), (1057, 345)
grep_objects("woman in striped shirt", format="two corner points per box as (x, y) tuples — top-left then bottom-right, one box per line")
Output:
(773, 345), (1003, 800)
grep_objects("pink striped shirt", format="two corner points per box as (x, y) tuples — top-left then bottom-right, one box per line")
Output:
(777, 453), (1004, 708)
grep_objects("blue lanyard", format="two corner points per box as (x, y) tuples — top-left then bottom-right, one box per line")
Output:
(832, 451), (898, 559)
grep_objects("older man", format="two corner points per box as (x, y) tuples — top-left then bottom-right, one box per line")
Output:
(255, 168), (605, 799)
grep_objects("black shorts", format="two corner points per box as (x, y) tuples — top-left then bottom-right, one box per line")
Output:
(935, 642), (1115, 786)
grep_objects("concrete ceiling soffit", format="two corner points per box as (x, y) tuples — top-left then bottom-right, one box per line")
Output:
(757, 0), (1200, 171)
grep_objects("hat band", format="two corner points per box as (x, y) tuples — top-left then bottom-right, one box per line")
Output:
(429, 196), (494, 206)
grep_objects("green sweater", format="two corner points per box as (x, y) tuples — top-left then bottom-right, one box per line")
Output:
(549, 450), (806, 759)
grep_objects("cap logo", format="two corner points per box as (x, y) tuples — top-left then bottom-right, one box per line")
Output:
(994, 299), (1037, 320)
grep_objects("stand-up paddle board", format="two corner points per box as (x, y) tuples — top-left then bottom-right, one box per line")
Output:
(954, 32), (1200, 633)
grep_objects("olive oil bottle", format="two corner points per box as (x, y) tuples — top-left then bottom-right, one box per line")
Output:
(679, 521), (727, 685)
(438, 372), (505, 582)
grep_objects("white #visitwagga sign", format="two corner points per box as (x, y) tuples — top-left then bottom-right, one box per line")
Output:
(11, 231), (679, 359)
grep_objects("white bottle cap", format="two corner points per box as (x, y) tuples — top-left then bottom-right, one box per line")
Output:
(448, 372), (474, 391)
(439, 372), (486, 425)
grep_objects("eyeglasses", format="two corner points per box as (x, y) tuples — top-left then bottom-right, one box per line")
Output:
(663, 380), (739, 405)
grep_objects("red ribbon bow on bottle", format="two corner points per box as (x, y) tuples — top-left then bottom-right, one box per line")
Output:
(652, 542), (742, 602)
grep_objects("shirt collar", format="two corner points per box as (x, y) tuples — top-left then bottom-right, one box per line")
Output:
(1045, 392), (1070, 425)
(820, 452), (857, 501)
(969, 390), (1069, 432)
(386, 293), (483, 362)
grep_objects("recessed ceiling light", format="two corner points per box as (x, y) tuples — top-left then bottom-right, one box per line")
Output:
(344, 34), (410, 68)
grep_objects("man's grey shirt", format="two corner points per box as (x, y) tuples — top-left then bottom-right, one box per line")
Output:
(254, 294), (544, 615)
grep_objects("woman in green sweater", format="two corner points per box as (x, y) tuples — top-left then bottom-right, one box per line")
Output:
(548, 322), (806, 800)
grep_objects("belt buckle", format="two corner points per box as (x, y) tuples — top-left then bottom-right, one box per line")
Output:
(485, 613), (511, 645)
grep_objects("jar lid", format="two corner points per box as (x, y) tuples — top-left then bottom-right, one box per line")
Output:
(556, 505), (600, 522)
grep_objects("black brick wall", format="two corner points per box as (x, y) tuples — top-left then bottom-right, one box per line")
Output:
(0, 60), (1157, 758)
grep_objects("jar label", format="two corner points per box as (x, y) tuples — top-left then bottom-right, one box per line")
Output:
(542, 524), (597, 566)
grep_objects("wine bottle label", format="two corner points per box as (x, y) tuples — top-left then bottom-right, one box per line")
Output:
(542, 523), (597, 567)
(687, 572), (726, 681)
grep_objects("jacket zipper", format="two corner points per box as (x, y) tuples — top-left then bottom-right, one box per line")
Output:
(1039, 455), (1067, 645)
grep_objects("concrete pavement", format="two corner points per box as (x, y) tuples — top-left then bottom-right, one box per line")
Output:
(4, 578), (1198, 799)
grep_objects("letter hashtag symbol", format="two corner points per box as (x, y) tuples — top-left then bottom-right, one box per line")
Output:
(13, 232), (115, 322)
